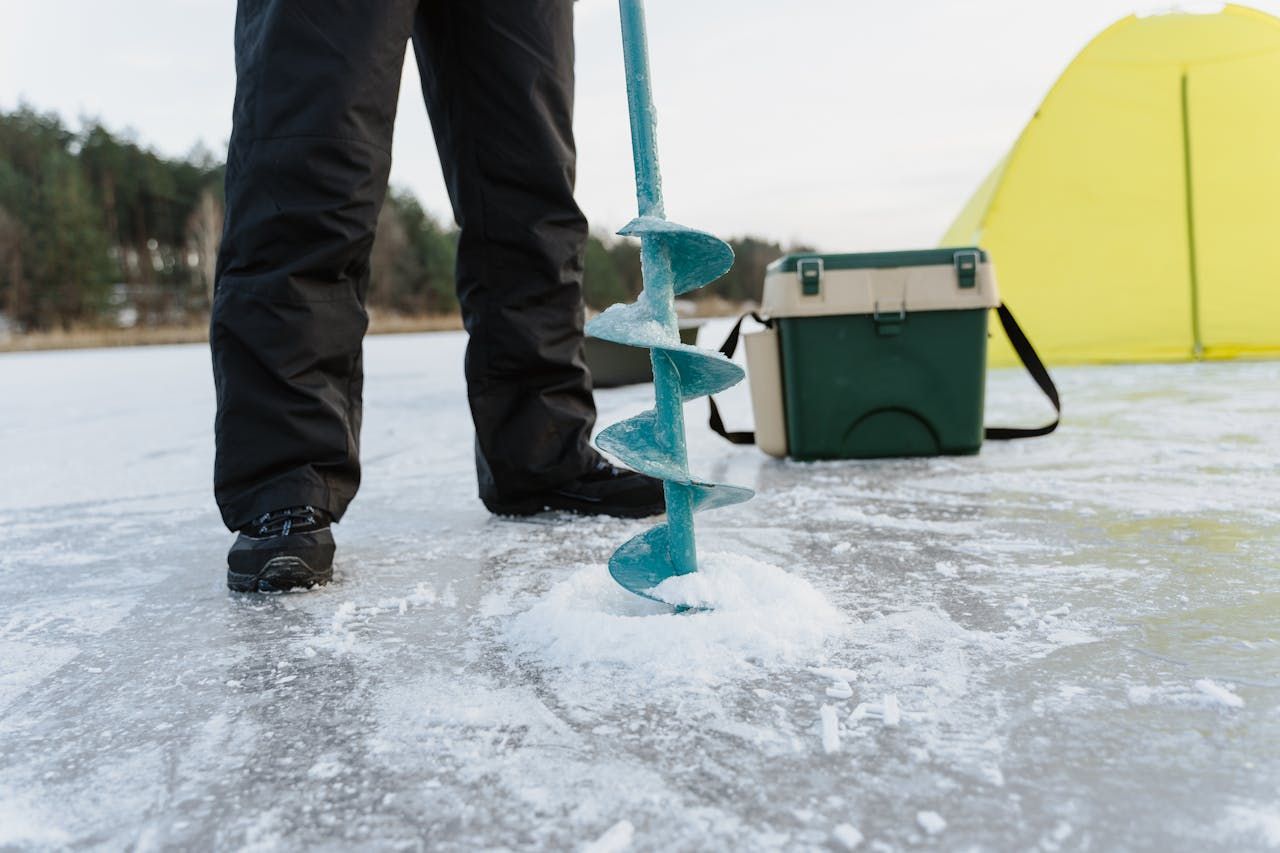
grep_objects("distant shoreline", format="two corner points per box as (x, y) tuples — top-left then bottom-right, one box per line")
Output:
(0, 299), (750, 354)
(0, 313), (467, 354)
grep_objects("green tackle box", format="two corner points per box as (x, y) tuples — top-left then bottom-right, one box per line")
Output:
(744, 247), (1001, 460)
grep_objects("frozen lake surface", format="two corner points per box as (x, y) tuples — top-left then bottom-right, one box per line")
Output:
(1, 324), (1278, 851)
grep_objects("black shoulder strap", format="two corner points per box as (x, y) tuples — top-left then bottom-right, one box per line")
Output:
(707, 304), (1060, 446)
(984, 303), (1060, 440)
(707, 312), (763, 445)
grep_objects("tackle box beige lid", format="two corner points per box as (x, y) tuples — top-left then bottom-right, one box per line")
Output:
(761, 248), (1000, 319)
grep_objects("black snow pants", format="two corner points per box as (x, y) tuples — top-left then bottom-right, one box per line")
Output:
(210, 0), (598, 530)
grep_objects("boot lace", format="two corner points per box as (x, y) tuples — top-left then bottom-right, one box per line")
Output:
(251, 506), (322, 538)
(592, 459), (625, 478)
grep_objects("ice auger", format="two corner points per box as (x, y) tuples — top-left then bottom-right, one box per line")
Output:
(585, 0), (754, 604)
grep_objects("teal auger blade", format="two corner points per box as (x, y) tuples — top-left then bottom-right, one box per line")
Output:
(584, 0), (754, 607)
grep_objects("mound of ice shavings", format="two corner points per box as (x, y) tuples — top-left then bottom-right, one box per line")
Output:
(504, 552), (844, 685)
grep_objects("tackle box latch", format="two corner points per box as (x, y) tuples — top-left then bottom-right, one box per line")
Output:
(797, 258), (823, 296)
(954, 250), (979, 289)
(872, 303), (906, 336)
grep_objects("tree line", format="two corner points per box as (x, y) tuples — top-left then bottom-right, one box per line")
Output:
(0, 105), (806, 333)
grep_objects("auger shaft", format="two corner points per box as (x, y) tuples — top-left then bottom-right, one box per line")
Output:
(654, 352), (697, 574)
(619, 0), (664, 219)
(620, 0), (698, 576)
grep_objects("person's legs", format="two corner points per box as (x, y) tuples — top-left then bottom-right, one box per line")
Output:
(410, 0), (602, 508)
(212, 0), (417, 532)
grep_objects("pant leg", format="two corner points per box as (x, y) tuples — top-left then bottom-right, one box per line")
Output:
(410, 0), (600, 505)
(211, 0), (416, 530)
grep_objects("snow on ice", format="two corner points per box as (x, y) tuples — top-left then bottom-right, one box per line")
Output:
(916, 810), (947, 836)
(1196, 678), (1246, 709)
(502, 551), (844, 686)
(582, 819), (635, 853)
(832, 822), (864, 849)
(825, 680), (854, 699)
(819, 704), (840, 754)
(1, 327), (1278, 850)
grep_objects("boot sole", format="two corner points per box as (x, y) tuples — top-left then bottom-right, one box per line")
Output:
(227, 549), (334, 593)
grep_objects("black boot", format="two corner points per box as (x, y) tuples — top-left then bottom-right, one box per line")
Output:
(226, 506), (335, 593)
(483, 459), (666, 519)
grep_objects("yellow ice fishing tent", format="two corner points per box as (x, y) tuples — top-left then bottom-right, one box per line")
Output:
(943, 4), (1280, 365)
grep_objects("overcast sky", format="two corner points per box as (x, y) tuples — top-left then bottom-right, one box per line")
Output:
(3, 1), (1273, 250)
